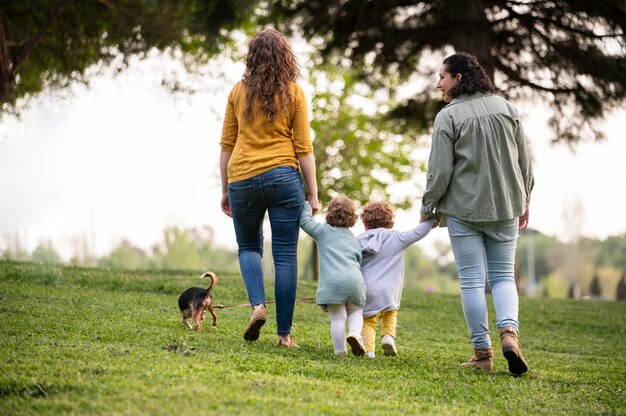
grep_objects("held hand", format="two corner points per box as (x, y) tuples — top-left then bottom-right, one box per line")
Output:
(309, 195), (320, 214)
(420, 215), (434, 224)
(519, 206), (530, 229)
(221, 193), (232, 217)
(420, 217), (437, 229)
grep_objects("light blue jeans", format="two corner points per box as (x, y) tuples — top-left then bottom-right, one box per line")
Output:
(447, 216), (520, 349)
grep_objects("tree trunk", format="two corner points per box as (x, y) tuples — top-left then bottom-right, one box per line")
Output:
(449, 0), (495, 80)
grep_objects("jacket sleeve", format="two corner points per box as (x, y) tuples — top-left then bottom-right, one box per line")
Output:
(421, 114), (455, 217)
(299, 202), (325, 239)
(220, 84), (238, 153)
(397, 219), (436, 249)
(515, 119), (534, 204)
(292, 83), (314, 157)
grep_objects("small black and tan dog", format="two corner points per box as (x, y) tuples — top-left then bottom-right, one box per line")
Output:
(178, 271), (218, 331)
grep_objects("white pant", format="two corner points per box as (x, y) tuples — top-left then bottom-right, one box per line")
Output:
(327, 303), (363, 354)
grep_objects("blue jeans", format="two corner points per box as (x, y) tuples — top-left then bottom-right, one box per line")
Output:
(228, 166), (304, 336)
(447, 216), (520, 349)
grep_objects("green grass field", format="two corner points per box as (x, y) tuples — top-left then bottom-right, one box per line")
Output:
(1, 260), (625, 415)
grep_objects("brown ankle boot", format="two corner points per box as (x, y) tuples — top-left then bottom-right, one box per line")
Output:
(461, 347), (493, 371)
(500, 326), (529, 375)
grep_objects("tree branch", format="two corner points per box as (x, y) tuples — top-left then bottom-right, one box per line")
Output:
(10, 0), (70, 78)
(494, 56), (578, 94)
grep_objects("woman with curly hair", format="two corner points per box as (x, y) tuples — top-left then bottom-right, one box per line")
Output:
(220, 28), (319, 348)
(299, 197), (367, 356)
(357, 201), (435, 357)
(420, 52), (534, 374)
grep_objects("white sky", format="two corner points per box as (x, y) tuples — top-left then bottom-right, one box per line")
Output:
(1, 52), (625, 260)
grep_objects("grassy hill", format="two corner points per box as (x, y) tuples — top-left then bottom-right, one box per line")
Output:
(1, 260), (624, 415)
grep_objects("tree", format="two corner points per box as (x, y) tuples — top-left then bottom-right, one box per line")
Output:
(516, 230), (560, 283)
(271, 0), (626, 143)
(0, 0), (257, 111)
(98, 239), (149, 270)
(1, 231), (29, 261)
(159, 227), (204, 270)
(589, 271), (602, 297)
(302, 64), (425, 279)
(617, 270), (626, 301)
(308, 65), (423, 208)
(594, 234), (626, 270)
(31, 239), (61, 264)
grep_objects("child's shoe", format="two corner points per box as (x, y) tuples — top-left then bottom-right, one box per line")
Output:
(346, 333), (366, 356)
(365, 351), (375, 358)
(381, 334), (397, 356)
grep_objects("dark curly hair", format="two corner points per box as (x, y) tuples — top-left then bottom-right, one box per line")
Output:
(325, 196), (358, 228)
(443, 52), (496, 98)
(361, 201), (395, 230)
(242, 28), (300, 123)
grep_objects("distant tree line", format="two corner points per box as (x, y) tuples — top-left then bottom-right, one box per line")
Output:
(3, 227), (625, 300)
(516, 230), (626, 300)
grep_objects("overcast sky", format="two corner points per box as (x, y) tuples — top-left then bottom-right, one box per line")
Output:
(1, 52), (625, 260)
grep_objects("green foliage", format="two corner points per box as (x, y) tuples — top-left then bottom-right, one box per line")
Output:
(308, 66), (425, 208)
(0, 0), (257, 110)
(271, 0), (626, 143)
(97, 226), (240, 274)
(98, 239), (152, 270)
(594, 233), (626, 269)
(30, 239), (62, 264)
(516, 230), (562, 282)
(1, 261), (625, 415)
(0, 231), (29, 261)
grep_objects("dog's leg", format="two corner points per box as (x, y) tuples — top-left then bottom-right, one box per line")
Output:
(181, 312), (193, 331)
(192, 310), (201, 332)
(208, 306), (218, 327)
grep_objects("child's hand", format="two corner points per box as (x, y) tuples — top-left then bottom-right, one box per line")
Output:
(319, 305), (329, 313)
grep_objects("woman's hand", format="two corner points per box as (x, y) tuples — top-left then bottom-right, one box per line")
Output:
(309, 195), (320, 214)
(519, 206), (530, 229)
(221, 193), (232, 217)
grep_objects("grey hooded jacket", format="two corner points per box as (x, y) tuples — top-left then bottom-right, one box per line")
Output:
(357, 219), (435, 317)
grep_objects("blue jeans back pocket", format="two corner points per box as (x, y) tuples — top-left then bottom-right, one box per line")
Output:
(229, 184), (253, 208)
(270, 178), (304, 208)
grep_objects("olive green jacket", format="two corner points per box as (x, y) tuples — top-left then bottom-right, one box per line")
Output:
(421, 93), (534, 222)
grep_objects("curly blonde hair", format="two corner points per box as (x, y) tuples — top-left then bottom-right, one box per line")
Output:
(325, 196), (358, 228)
(361, 201), (395, 230)
(242, 28), (300, 123)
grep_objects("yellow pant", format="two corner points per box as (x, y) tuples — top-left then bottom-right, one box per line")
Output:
(361, 309), (398, 353)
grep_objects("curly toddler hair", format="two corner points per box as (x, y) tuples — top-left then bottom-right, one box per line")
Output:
(325, 196), (358, 228)
(361, 201), (395, 230)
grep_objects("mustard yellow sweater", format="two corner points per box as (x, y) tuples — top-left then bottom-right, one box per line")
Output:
(220, 81), (313, 183)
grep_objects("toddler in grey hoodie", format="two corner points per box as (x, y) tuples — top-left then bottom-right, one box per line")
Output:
(357, 201), (436, 357)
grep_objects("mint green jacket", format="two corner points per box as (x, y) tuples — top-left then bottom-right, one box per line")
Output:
(299, 203), (366, 307)
(421, 93), (534, 222)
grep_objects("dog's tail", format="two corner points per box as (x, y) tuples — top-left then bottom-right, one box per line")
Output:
(200, 271), (217, 296)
